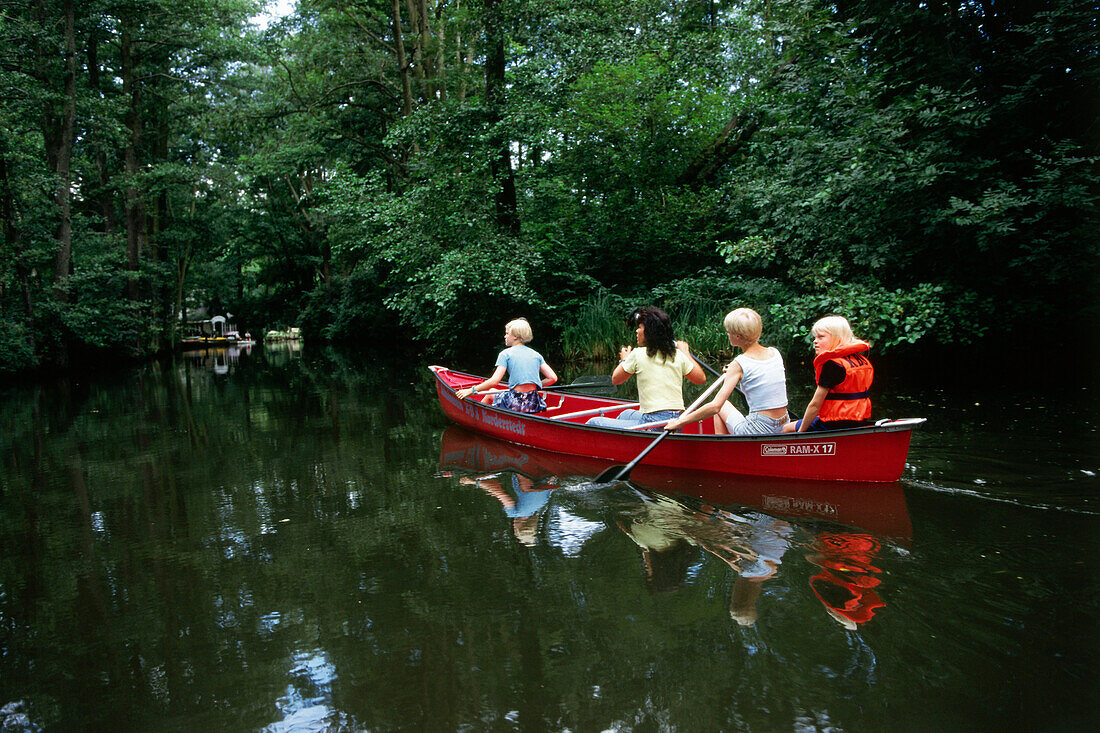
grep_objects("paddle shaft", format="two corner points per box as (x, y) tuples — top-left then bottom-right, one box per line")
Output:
(690, 349), (723, 379)
(479, 381), (611, 395)
(594, 375), (726, 483)
(552, 402), (641, 421)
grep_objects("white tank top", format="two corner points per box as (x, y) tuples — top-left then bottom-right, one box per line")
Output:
(734, 349), (788, 412)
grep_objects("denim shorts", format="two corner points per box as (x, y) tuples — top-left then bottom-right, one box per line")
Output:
(727, 411), (789, 436)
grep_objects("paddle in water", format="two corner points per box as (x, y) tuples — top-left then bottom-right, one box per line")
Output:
(594, 375), (726, 484)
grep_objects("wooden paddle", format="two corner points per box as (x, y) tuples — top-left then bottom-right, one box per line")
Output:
(593, 375), (725, 484)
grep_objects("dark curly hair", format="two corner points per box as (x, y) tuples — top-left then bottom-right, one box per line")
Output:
(630, 306), (678, 361)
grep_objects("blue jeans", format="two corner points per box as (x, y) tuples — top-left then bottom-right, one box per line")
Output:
(587, 409), (681, 429)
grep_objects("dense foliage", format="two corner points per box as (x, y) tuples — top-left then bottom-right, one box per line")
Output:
(1, 0), (1096, 374)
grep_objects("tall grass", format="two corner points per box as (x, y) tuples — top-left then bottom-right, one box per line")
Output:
(660, 296), (731, 360)
(559, 291), (736, 365)
(558, 291), (631, 361)
(559, 280), (805, 366)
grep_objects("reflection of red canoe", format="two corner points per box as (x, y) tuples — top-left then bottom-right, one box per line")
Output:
(440, 426), (912, 540)
(431, 366), (924, 483)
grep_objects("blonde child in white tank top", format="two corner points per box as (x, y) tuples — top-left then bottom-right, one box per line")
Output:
(664, 308), (789, 436)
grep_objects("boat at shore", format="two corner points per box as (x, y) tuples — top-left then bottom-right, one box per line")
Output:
(264, 327), (301, 342)
(430, 366), (925, 483)
(180, 314), (254, 349)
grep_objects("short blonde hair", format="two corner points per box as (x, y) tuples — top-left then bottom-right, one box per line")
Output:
(723, 308), (763, 343)
(506, 318), (533, 343)
(812, 315), (856, 350)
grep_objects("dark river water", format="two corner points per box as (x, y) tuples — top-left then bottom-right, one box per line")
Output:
(0, 344), (1096, 732)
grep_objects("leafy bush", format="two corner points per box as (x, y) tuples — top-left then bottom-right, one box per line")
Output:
(0, 322), (37, 374)
(768, 282), (991, 353)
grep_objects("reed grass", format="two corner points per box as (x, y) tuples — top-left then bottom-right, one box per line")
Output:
(560, 291), (737, 365)
(558, 291), (631, 361)
(557, 273), (816, 370)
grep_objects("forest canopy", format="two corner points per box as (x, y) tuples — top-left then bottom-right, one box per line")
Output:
(0, 0), (1096, 374)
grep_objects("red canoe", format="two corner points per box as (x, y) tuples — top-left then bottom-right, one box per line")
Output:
(430, 366), (925, 483)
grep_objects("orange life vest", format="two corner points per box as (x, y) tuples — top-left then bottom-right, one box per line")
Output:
(813, 340), (873, 422)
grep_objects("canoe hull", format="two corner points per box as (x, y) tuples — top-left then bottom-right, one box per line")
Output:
(431, 366), (923, 483)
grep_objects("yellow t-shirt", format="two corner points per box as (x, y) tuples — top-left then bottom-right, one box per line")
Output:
(622, 348), (692, 413)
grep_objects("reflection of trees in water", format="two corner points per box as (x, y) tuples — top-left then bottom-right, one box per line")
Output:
(0, 355), (900, 731)
(0, 357), (443, 729)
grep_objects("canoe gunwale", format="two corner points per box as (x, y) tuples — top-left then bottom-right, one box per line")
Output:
(431, 365), (925, 442)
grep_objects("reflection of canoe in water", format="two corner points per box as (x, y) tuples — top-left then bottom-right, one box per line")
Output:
(431, 366), (924, 482)
(439, 426), (912, 540)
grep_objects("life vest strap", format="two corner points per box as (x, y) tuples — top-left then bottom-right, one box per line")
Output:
(825, 390), (870, 401)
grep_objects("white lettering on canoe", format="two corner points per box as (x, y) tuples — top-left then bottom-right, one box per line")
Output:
(472, 404), (526, 436)
(760, 442), (836, 457)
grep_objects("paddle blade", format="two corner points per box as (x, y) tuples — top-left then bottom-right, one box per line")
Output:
(594, 464), (629, 483)
(573, 374), (613, 386)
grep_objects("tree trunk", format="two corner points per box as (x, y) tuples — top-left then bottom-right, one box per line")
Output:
(392, 0), (414, 116)
(87, 27), (116, 234)
(484, 0), (518, 233)
(435, 4), (446, 102)
(676, 114), (761, 187)
(121, 14), (147, 302)
(455, 0), (467, 103)
(405, 0), (424, 90)
(47, 0), (77, 301)
(677, 57), (797, 187)
(0, 149), (37, 355)
(153, 109), (171, 351)
(418, 0), (434, 97)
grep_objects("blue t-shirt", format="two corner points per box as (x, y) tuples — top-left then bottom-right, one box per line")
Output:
(495, 344), (545, 389)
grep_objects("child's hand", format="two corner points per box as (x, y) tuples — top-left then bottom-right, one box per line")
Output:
(619, 346), (632, 361)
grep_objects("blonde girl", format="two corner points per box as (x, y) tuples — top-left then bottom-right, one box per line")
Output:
(783, 315), (874, 433)
(456, 318), (558, 413)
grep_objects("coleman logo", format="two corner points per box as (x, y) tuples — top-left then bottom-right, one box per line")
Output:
(761, 442), (836, 457)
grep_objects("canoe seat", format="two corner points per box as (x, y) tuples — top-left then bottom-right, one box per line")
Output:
(540, 394), (566, 413)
